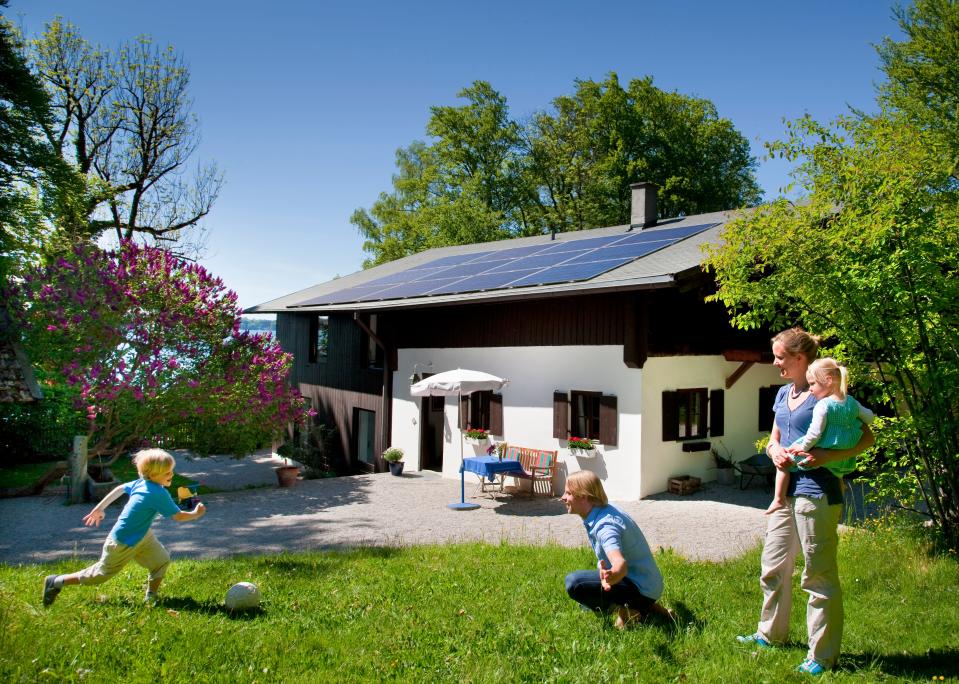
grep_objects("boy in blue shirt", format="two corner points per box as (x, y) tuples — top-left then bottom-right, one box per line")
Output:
(42, 449), (206, 606)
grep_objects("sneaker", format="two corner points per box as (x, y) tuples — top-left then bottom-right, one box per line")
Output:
(736, 632), (772, 647)
(797, 658), (826, 675)
(42, 575), (61, 607)
(144, 591), (158, 606)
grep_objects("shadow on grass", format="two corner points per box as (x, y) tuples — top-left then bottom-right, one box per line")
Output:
(160, 594), (265, 620)
(842, 649), (959, 679)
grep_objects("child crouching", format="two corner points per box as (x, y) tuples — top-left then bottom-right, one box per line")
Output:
(42, 448), (206, 607)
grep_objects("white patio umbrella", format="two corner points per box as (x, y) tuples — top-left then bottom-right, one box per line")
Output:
(410, 368), (508, 510)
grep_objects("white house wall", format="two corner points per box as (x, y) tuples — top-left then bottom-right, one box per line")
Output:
(639, 356), (785, 498)
(392, 346), (646, 500)
(391, 347), (784, 500)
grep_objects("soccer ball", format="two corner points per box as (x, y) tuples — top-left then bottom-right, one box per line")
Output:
(225, 582), (261, 611)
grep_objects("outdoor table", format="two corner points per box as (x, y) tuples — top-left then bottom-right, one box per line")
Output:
(461, 456), (524, 494)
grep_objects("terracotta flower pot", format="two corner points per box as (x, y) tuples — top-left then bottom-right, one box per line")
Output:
(274, 465), (300, 487)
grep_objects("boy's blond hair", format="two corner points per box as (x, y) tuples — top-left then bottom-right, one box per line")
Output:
(133, 449), (175, 479)
(565, 470), (608, 507)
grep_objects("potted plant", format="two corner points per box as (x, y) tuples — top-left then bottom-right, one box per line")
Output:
(464, 427), (489, 444)
(382, 447), (405, 476)
(567, 436), (596, 455)
(274, 442), (302, 487)
(711, 443), (735, 486)
(755, 433), (771, 457)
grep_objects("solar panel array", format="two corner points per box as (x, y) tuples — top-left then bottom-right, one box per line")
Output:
(293, 222), (717, 307)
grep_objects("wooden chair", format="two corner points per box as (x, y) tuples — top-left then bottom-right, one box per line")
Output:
(504, 446), (558, 496)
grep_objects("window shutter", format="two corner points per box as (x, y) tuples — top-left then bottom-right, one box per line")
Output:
(489, 393), (503, 436)
(553, 391), (569, 439)
(458, 395), (469, 429)
(662, 391), (679, 441)
(709, 389), (724, 437)
(599, 394), (618, 446)
(758, 385), (781, 431)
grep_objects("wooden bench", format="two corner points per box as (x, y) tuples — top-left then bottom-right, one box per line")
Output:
(502, 446), (558, 496)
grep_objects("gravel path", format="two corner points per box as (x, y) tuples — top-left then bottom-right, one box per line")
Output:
(0, 468), (771, 565)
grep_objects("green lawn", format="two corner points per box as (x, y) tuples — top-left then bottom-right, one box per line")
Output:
(0, 519), (956, 682)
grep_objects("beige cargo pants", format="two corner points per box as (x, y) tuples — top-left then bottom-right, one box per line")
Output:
(77, 529), (171, 585)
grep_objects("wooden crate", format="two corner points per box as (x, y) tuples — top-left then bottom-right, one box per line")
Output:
(668, 475), (701, 496)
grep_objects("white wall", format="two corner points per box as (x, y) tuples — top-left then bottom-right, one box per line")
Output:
(639, 356), (784, 497)
(391, 346), (784, 500)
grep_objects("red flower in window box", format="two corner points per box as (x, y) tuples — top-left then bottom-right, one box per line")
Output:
(464, 426), (489, 441)
(567, 436), (596, 451)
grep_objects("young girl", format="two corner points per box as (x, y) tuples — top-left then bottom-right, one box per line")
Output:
(766, 358), (875, 514)
(42, 449), (206, 607)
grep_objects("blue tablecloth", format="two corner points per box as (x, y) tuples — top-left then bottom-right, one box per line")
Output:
(461, 456), (524, 482)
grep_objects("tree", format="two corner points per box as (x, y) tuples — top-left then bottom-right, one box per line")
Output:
(5, 242), (312, 461)
(0, 12), (87, 281)
(353, 75), (761, 265)
(703, 0), (959, 545)
(29, 18), (222, 257)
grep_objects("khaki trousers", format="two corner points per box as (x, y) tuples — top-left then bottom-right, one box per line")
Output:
(757, 496), (843, 667)
(77, 529), (171, 585)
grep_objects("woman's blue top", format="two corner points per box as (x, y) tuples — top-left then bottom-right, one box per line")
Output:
(772, 384), (843, 505)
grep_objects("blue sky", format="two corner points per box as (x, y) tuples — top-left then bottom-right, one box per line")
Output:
(13, 1), (902, 310)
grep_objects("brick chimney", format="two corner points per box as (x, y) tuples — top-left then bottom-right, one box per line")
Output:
(629, 181), (658, 230)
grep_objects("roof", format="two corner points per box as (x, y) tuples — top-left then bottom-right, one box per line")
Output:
(0, 310), (43, 403)
(247, 207), (741, 314)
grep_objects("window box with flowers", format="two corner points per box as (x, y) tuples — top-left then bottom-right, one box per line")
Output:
(464, 427), (489, 444)
(567, 436), (597, 456)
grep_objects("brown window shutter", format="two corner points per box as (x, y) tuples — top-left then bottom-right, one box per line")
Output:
(553, 391), (569, 439)
(599, 394), (618, 446)
(709, 389), (724, 437)
(489, 393), (503, 436)
(758, 385), (782, 431)
(459, 395), (469, 429)
(662, 391), (679, 441)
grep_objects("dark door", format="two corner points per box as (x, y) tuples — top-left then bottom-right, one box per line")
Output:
(419, 394), (445, 471)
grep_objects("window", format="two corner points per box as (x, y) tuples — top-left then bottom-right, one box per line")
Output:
(662, 388), (709, 441)
(364, 314), (383, 369)
(308, 315), (328, 363)
(571, 391), (601, 440)
(553, 391), (618, 446)
(458, 391), (504, 435)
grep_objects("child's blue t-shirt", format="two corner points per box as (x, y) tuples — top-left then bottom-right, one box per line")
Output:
(109, 479), (180, 546)
(584, 503), (663, 600)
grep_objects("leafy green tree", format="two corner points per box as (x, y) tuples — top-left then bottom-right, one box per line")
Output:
(354, 75), (761, 265)
(877, 0), (959, 169)
(29, 18), (222, 257)
(704, 0), (959, 545)
(0, 12), (87, 281)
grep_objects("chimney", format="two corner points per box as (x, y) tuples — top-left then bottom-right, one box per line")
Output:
(629, 181), (658, 230)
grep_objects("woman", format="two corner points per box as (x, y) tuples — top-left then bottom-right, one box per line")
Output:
(737, 328), (874, 675)
(562, 470), (672, 628)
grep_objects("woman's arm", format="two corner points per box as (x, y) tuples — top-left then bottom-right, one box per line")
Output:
(799, 424), (876, 468)
(766, 422), (794, 469)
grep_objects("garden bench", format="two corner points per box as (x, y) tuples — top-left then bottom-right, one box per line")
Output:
(502, 446), (558, 497)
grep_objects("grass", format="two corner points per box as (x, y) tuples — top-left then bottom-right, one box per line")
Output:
(0, 458), (213, 495)
(1, 518), (957, 682)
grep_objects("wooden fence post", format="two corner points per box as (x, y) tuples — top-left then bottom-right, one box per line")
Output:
(69, 435), (89, 504)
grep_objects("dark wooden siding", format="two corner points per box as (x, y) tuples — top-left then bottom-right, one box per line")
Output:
(278, 313), (382, 394)
(296, 384), (383, 472)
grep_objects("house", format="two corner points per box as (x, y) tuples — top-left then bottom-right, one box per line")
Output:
(248, 183), (784, 499)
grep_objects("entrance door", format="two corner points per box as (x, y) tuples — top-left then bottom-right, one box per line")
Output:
(355, 408), (376, 473)
(419, 395), (445, 471)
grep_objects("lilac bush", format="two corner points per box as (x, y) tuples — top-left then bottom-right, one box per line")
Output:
(6, 242), (311, 460)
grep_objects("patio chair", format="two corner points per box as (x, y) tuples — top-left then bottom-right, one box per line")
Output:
(733, 453), (776, 490)
(506, 446), (558, 496)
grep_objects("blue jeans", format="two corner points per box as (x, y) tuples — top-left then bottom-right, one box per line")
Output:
(565, 570), (655, 613)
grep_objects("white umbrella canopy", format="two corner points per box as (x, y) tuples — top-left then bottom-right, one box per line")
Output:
(410, 368), (508, 397)
(409, 368), (508, 511)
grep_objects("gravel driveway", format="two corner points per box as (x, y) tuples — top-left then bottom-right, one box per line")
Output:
(0, 469), (771, 565)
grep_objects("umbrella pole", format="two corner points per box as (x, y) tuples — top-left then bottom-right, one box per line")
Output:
(448, 389), (480, 511)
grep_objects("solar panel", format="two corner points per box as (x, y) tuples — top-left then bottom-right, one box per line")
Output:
(291, 221), (718, 306)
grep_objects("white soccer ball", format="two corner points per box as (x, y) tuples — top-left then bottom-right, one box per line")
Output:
(225, 582), (261, 611)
